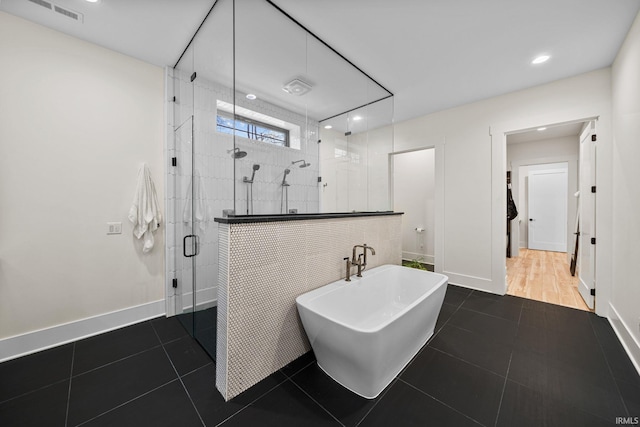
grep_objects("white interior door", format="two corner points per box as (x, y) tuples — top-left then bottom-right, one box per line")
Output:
(528, 168), (568, 252)
(578, 122), (596, 309)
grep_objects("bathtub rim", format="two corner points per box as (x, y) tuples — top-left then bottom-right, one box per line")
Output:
(296, 264), (449, 334)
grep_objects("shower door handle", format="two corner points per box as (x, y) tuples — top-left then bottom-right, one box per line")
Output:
(183, 235), (199, 257)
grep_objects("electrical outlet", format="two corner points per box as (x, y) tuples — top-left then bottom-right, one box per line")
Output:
(107, 222), (122, 235)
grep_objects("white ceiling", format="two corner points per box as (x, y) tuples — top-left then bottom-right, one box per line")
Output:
(0, 0), (214, 67)
(2, 0), (639, 123)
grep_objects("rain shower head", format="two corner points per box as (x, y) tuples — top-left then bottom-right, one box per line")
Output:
(292, 159), (311, 168)
(228, 147), (247, 159)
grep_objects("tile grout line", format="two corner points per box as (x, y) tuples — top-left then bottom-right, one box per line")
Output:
(73, 379), (181, 427)
(352, 293), (469, 427)
(215, 403), (253, 427)
(423, 346), (508, 382)
(397, 378), (486, 426)
(422, 288), (470, 346)
(151, 321), (207, 427)
(507, 309), (622, 423)
(504, 378), (618, 424)
(180, 360), (215, 379)
(456, 303), (522, 324)
(71, 344), (164, 379)
(493, 352), (513, 427)
(64, 342), (76, 427)
(354, 378), (401, 427)
(215, 358), (305, 425)
(494, 301), (520, 427)
(409, 288), (477, 364)
(214, 379), (290, 427)
(288, 378), (346, 427)
(279, 358), (315, 379)
(0, 377), (71, 406)
(588, 316), (632, 417)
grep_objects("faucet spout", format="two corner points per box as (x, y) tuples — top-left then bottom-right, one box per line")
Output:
(351, 244), (376, 277)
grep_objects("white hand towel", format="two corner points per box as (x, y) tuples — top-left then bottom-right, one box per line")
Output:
(183, 170), (211, 232)
(128, 163), (162, 254)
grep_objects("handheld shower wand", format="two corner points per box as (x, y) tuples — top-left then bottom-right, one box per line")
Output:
(281, 168), (291, 214)
(243, 164), (260, 184)
(281, 168), (291, 186)
(242, 164), (260, 215)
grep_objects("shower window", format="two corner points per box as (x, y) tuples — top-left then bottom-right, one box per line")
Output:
(216, 111), (290, 147)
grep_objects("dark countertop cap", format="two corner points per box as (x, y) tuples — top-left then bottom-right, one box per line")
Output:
(214, 211), (403, 224)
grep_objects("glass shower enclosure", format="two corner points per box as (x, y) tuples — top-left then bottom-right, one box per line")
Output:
(167, 0), (394, 361)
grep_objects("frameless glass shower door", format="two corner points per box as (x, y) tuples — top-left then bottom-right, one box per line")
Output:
(169, 0), (235, 362)
(172, 41), (220, 361)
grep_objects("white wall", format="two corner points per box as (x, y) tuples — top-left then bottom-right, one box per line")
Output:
(392, 68), (612, 299)
(0, 13), (165, 349)
(507, 136), (579, 255)
(610, 11), (640, 371)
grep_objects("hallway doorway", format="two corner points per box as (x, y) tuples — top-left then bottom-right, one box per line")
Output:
(391, 147), (435, 269)
(506, 248), (590, 311)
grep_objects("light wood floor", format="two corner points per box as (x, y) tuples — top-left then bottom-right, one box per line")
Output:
(506, 248), (591, 312)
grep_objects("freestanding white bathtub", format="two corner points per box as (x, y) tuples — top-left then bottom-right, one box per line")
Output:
(296, 264), (448, 399)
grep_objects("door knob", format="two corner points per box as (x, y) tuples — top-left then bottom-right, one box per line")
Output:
(529, 218), (534, 221)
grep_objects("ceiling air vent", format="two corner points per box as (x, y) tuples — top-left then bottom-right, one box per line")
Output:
(27, 0), (53, 10)
(54, 5), (83, 22)
(25, 0), (84, 23)
(282, 79), (313, 96)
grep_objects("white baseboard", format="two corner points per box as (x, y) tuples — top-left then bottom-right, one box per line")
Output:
(608, 303), (640, 377)
(402, 252), (435, 265)
(177, 287), (217, 313)
(0, 300), (165, 363)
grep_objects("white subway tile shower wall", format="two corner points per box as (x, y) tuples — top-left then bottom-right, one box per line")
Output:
(168, 69), (320, 313)
(215, 215), (402, 400)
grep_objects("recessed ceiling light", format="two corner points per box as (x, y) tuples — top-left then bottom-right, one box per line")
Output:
(324, 125), (332, 129)
(352, 116), (362, 121)
(537, 127), (547, 131)
(85, 0), (100, 3)
(246, 94), (257, 100)
(531, 55), (550, 65)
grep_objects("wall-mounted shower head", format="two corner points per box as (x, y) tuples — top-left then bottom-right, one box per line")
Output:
(292, 159), (311, 168)
(252, 164), (260, 171)
(227, 147), (248, 159)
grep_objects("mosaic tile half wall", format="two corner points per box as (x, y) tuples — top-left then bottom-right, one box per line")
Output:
(216, 215), (402, 400)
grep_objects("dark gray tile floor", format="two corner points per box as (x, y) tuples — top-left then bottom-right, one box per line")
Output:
(1, 285), (638, 426)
